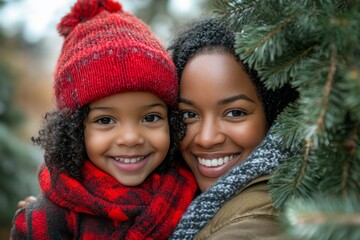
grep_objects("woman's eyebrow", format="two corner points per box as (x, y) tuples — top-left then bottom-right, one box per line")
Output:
(179, 98), (193, 105)
(219, 94), (255, 105)
(179, 94), (256, 106)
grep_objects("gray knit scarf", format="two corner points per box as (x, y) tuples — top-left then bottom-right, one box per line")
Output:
(170, 129), (293, 239)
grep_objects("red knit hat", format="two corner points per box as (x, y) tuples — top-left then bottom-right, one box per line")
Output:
(54, 0), (178, 111)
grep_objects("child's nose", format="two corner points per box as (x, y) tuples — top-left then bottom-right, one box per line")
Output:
(115, 124), (145, 147)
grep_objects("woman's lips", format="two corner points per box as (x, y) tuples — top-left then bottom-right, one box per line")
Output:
(194, 153), (241, 178)
(197, 154), (237, 167)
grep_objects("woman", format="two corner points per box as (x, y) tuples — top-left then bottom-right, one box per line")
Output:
(168, 17), (298, 239)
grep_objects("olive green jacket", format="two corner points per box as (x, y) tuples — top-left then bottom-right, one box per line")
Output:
(195, 175), (285, 240)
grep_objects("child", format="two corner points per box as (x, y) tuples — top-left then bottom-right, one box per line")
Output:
(168, 17), (298, 239)
(10, 0), (197, 239)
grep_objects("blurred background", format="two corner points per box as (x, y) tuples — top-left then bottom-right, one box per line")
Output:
(0, 0), (212, 238)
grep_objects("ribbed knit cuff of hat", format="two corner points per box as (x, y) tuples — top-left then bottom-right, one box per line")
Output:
(169, 125), (294, 239)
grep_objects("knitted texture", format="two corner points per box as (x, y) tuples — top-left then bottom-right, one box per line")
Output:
(169, 128), (294, 239)
(11, 161), (197, 240)
(54, 0), (178, 111)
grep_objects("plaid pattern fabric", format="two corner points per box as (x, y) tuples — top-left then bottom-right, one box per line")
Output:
(12, 161), (197, 240)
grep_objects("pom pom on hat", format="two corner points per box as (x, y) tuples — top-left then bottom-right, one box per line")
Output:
(58, 0), (122, 37)
(54, 0), (178, 111)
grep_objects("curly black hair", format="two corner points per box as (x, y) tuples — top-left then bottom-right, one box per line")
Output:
(32, 106), (185, 179)
(168, 17), (298, 130)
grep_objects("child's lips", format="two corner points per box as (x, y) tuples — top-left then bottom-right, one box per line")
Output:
(112, 154), (149, 163)
(114, 156), (145, 163)
(111, 154), (150, 172)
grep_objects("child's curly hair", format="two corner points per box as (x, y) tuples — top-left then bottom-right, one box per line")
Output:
(32, 106), (185, 179)
(168, 17), (298, 131)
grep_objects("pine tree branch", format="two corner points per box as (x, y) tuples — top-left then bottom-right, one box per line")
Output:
(297, 212), (360, 225)
(284, 194), (360, 239)
(341, 129), (358, 197)
(315, 44), (337, 134)
(243, 12), (299, 58)
(296, 140), (312, 188)
(341, 154), (350, 197)
(213, 0), (261, 29)
(256, 45), (316, 89)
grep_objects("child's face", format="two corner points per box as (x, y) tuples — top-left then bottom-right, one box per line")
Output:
(178, 52), (267, 192)
(84, 92), (170, 186)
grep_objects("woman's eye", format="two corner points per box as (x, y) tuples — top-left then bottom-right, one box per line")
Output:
(143, 114), (161, 122)
(181, 111), (198, 119)
(96, 117), (114, 124)
(226, 110), (246, 117)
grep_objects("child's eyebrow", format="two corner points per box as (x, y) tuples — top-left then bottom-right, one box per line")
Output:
(142, 103), (167, 110)
(89, 103), (167, 110)
(89, 106), (112, 110)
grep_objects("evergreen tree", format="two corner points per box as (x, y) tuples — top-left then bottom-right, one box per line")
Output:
(214, 0), (360, 239)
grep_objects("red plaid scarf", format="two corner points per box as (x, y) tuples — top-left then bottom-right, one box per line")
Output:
(12, 161), (197, 240)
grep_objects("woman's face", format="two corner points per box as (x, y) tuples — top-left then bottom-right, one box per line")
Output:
(179, 52), (267, 192)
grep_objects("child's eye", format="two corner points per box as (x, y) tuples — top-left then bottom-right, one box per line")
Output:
(143, 114), (161, 122)
(96, 117), (115, 124)
(225, 109), (247, 118)
(181, 111), (198, 119)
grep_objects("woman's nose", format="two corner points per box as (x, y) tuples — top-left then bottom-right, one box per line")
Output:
(193, 118), (225, 148)
(115, 124), (145, 147)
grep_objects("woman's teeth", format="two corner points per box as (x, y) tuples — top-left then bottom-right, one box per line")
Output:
(197, 155), (236, 167)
